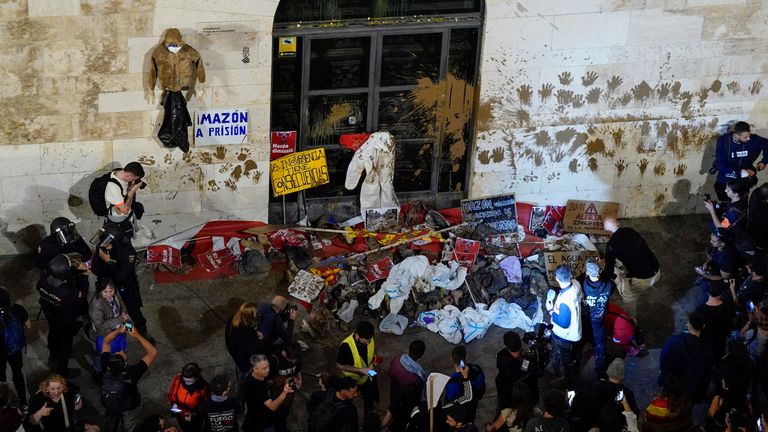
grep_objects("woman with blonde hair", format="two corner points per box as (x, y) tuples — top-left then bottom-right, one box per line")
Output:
(28, 374), (99, 432)
(224, 302), (264, 380)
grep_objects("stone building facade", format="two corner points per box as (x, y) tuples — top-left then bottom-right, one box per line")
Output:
(0, 0), (766, 254)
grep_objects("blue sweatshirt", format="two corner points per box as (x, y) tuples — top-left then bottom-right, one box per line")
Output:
(714, 133), (768, 184)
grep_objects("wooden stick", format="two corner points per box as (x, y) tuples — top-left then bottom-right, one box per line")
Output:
(429, 376), (434, 432)
(464, 279), (478, 308)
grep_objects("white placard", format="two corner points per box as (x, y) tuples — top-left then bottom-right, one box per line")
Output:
(194, 108), (249, 146)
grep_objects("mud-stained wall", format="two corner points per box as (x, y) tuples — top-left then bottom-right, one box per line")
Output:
(0, 0), (278, 254)
(473, 0), (768, 217)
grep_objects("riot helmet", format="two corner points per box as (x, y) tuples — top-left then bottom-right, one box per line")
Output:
(97, 223), (124, 250)
(47, 253), (83, 280)
(50, 217), (80, 246)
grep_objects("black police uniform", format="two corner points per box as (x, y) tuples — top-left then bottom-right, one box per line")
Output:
(35, 236), (92, 270)
(92, 241), (147, 334)
(38, 270), (86, 374)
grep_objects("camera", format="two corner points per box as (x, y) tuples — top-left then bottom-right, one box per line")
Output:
(134, 180), (147, 189)
(703, 193), (713, 203)
(289, 378), (298, 390)
(522, 322), (553, 376)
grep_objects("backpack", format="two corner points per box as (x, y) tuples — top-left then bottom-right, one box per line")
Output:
(101, 375), (139, 416)
(0, 308), (24, 355)
(88, 172), (122, 217)
(307, 394), (344, 432)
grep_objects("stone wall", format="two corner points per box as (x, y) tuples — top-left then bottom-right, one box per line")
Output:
(3, 0), (768, 255)
(473, 0), (768, 217)
(0, 0), (278, 254)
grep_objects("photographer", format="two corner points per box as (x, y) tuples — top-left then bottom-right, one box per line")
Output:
(258, 296), (297, 349)
(495, 332), (539, 413)
(104, 161), (146, 240)
(269, 343), (302, 432)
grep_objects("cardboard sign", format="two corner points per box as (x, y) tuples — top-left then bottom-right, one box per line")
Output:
(460, 194), (517, 233)
(543, 250), (600, 285)
(364, 256), (394, 282)
(529, 206), (547, 232)
(194, 108), (248, 146)
(270, 148), (330, 196)
(270, 131), (297, 160)
(563, 200), (620, 234)
(453, 238), (481, 271)
(146, 245), (182, 267)
(287, 270), (325, 303)
(364, 207), (400, 232)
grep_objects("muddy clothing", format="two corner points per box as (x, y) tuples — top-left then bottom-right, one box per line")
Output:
(149, 29), (205, 92)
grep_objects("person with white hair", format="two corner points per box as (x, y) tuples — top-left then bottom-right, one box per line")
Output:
(602, 217), (660, 318)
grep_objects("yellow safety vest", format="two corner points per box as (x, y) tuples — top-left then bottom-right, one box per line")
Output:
(340, 333), (375, 385)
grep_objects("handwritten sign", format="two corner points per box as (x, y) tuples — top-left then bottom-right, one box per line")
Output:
(194, 108), (248, 146)
(270, 131), (297, 160)
(288, 270), (325, 303)
(543, 250), (600, 285)
(563, 200), (620, 234)
(460, 194), (517, 233)
(270, 148), (330, 196)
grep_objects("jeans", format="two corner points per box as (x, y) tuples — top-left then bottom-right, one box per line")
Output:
(0, 350), (27, 405)
(591, 319), (607, 378)
(552, 335), (580, 386)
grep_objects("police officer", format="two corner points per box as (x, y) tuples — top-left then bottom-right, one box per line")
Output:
(38, 253), (89, 377)
(35, 217), (92, 277)
(91, 224), (149, 338)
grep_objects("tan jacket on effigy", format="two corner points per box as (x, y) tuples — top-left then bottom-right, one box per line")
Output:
(148, 28), (206, 92)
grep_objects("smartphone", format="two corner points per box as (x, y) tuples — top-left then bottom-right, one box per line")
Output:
(170, 404), (182, 413)
(615, 390), (624, 402)
(124, 322), (133, 331)
(367, 369), (377, 377)
(567, 390), (576, 407)
(749, 301), (756, 312)
(459, 360), (465, 369)
(74, 394), (82, 405)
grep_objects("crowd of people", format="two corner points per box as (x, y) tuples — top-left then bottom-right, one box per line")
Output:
(2, 123), (768, 432)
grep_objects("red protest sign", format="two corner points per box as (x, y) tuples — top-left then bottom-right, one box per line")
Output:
(197, 248), (236, 272)
(270, 131), (297, 160)
(453, 237), (481, 271)
(364, 256), (394, 282)
(147, 245), (182, 267)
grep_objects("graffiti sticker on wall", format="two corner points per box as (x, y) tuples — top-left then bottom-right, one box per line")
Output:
(270, 148), (330, 196)
(562, 200), (620, 234)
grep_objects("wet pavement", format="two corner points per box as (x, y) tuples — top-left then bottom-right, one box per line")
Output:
(0, 214), (711, 430)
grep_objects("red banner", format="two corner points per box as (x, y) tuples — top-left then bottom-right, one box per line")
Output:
(270, 131), (297, 160)
(197, 248), (236, 272)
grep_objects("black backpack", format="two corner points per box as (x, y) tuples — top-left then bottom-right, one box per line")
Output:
(0, 308), (24, 356)
(88, 172), (122, 217)
(101, 375), (139, 416)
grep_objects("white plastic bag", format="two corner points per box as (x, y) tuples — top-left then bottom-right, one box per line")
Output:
(379, 313), (409, 335)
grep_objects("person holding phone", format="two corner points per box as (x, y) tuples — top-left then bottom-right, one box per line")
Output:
(242, 354), (294, 432)
(444, 346), (486, 425)
(100, 324), (158, 432)
(167, 363), (210, 432)
(336, 321), (379, 412)
(90, 278), (132, 373)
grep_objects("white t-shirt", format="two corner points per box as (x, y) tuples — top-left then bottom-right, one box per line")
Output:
(105, 171), (130, 222)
